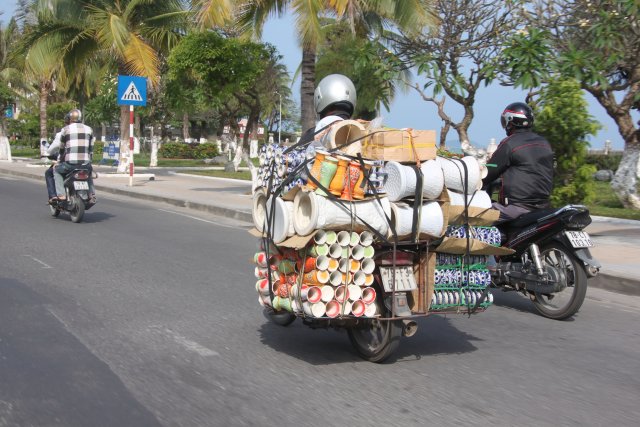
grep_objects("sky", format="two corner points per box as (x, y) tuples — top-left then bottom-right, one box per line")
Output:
(2, 1), (635, 150)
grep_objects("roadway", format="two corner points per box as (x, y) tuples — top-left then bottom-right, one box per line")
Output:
(1, 176), (639, 426)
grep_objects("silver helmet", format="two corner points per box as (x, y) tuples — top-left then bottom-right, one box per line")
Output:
(68, 108), (82, 123)
(313, 74), (356, 116)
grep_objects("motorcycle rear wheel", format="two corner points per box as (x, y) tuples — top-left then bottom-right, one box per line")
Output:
(347, 301), (402, 363)
(533, 242), (587, 320)
(69, 196), (85, 223)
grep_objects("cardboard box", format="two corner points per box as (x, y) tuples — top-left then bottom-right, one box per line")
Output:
(410, 251), (435, 313)
(435, 237), (515, 256)
(363, 129), (437, 163)
(447, 206), (500, 226)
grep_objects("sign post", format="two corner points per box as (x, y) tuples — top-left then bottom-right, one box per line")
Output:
(117, 75), (147, 186)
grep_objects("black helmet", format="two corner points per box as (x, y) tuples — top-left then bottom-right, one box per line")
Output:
(501, 102), (533, 130)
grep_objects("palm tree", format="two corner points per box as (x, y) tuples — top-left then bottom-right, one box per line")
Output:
(0, 17), (29, 141)
(23, 0), (187, 168)
(229, 0), (435, 131)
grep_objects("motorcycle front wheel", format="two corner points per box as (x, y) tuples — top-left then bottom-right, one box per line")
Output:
(264, 309), (296, 326)
(69, 195), (85, 223)
(347, 300), (402, 363)
(533, 242), (587, 320)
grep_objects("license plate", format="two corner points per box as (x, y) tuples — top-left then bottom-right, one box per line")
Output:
(379, 266), (417, 292)
(74, 181), (89, 190)
(565, 231), (593, 248)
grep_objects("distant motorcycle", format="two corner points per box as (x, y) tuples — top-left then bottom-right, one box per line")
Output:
(491, 204), (600, 319)
(47, 162), (96, 223)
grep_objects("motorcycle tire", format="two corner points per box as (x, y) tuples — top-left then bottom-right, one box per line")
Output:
(49, 204), (60, 217)
(264, 309), (296, 326)
(347, 287), (402, 363)
(532, 241), (588, 320)
(69, 196), (85, 223)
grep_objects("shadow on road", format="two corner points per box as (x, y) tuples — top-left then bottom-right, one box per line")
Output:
(488, 288), (581, 322)
(257, 312), (481, 365)
(49, 211), (116, 224)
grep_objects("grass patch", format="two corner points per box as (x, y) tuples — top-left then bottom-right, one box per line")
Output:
(11, 147), (40, 158)
(181, 169), (252, 181)
(586, 181), (640, 220)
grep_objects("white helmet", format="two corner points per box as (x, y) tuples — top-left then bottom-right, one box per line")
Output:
(314, 74), (356, 116)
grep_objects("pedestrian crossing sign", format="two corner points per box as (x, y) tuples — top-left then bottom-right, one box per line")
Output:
(117, 75), (147, 106)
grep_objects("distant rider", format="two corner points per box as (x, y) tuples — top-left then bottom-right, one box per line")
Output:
(482, 102), (554, 222)
(53, 108), (96, 203)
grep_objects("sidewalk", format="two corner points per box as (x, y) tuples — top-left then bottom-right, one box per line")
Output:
(1, 158), (638, 296)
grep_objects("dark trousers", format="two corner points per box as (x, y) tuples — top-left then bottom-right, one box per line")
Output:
(45, 166), (57, 199)
(492, 202), (532, 223)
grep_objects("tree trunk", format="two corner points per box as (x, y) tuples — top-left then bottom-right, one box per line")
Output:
(612, 137), (640, 209)
(39, 79), (51, 143)
(182, 112), (191, 142)
(300, 46), (317, 131)
(101, 122), (107, 141)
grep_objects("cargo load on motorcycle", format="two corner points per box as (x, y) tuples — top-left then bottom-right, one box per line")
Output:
(248, 118), (516, 362)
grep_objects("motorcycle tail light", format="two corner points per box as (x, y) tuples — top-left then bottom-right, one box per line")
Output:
(377, 250), (414, 266)
(563, 210), (592, 230)
(74, 171), (89, 180)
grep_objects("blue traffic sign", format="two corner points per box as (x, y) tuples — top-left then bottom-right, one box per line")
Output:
(117, 75), (147, 106)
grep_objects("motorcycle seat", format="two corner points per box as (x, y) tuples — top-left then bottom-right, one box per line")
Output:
(502, 207), (560, 228)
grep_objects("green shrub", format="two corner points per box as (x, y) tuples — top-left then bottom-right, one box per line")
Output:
(159, 142), (219, 159)
(585, 153), (622, 171)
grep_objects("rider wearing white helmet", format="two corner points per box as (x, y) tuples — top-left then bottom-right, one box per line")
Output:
(299, 74), (357, 145)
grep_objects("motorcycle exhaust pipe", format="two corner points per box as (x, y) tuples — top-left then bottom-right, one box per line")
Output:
(402, 320), (418, 337)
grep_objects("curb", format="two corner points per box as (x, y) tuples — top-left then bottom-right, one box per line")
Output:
(591, 215), (640, 226)
(96, 185), (253, 223)
(0, 167), (253, 224)
(589, 273), (640, 297)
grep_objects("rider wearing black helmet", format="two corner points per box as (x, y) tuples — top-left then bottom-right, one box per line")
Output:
(482, 102), (554, 221)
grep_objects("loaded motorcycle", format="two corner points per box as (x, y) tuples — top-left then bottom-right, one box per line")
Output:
(491, 204), (600, 319)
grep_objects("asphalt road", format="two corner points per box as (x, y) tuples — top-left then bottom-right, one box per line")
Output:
(1, 175), (639, 427)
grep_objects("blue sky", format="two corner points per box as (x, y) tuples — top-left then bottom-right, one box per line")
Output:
(2, 1), (634, 150)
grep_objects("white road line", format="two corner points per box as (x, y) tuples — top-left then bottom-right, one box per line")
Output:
(22, 254), (52, 269)
(154, 326), (219, 357)
(157, 208), (237, 229)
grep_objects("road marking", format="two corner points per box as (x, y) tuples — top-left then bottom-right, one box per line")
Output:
(157, 208), (237, 229)
(22, 254), (52, 269)
(151, 326), (219, 357)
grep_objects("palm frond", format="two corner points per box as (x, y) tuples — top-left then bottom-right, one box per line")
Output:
(192, 0), (236, 29)
(84, 4), (130, 53)
(236, 0), (288, 40)
(123, 33), (160, 85)
(291, 0), (324, 47)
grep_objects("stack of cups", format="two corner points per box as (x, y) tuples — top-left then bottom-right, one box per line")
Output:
(299, 229), (378, 318)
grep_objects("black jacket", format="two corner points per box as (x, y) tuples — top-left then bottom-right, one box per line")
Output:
(482, 128), (554, 209)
